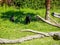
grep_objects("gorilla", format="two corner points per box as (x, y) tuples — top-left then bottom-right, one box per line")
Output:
(10, 15), (14, 22)
(25, 15), (31, 24)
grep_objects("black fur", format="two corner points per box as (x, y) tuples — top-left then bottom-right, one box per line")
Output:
(10, 15), (14, 22)
(25, 15), (31, 24)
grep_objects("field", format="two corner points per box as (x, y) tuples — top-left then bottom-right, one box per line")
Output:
(0, 6), (60, 45)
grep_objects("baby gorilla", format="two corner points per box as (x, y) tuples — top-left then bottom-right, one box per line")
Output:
(10, 15), (14, 22)
(25, 15), (31, 24)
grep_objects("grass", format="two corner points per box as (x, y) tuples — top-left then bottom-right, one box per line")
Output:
(0, 6), (60, 45)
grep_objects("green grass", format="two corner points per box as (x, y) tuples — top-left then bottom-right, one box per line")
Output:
(0, 6), (60, 45)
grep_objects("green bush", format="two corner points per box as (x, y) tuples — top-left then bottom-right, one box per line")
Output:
(12, 0), (60, 9)
(13, 0), (45, 9)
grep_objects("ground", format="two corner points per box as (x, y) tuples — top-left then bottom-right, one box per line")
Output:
(0, 6), (60, 45)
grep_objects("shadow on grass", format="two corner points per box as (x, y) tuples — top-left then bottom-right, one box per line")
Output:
(1, 11), (36, 24)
